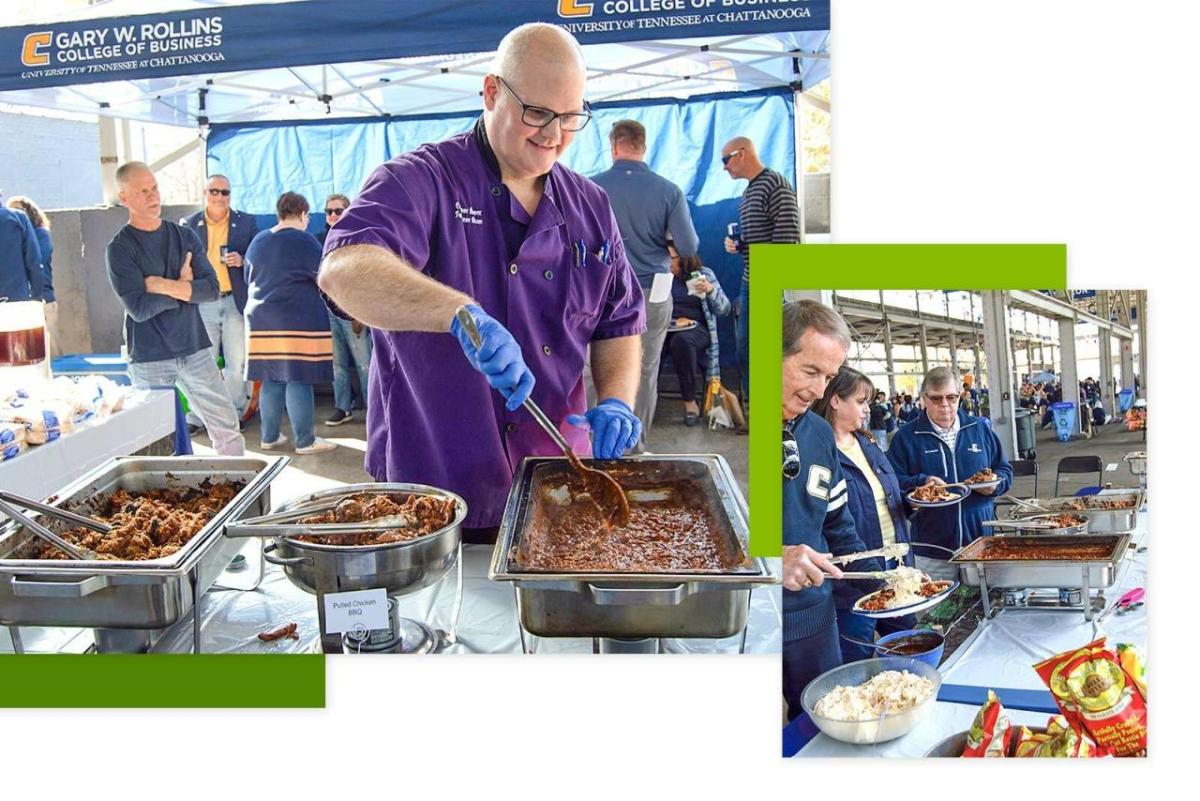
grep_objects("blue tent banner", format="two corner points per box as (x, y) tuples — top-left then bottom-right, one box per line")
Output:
(0, 0), (829, 92)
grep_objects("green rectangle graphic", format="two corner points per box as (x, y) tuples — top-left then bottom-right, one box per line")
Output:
(748, 243), (1068, 557)
(0, 654), (325, 707)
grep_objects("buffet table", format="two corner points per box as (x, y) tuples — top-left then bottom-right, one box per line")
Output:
(3, 546), (782, 655)
(0, 388), (175, 500)
(788, 495), (1148, 757)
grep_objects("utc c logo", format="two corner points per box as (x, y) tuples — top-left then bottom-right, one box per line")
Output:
(22, 32), (52, 67)
(558, 0), (595, 18)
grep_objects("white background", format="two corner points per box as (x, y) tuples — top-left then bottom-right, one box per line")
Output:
(3, 1), (1195, 793)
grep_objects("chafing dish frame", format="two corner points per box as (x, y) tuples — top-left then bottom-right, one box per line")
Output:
(230, 482), (467, 654)
(491, 454), (777, 640)
(0, 455), (287, 650)
(1007, 490), (1144, 533)
(950, 533), (1131, 621)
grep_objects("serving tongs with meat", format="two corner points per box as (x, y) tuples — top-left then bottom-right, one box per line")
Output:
(227, 492), (456, 544)
(982, 513), (1088, 533)
(455, 306), (630, 528)
(0, 496), (98, 560)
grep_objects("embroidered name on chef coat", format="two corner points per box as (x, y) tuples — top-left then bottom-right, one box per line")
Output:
(454, 201), (483, 225)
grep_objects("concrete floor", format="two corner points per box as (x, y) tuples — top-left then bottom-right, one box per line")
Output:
(191, 392), (750, 500)
(1005, 416), (1145, 497)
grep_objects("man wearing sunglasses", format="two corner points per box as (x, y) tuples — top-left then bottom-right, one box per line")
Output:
(318, 192), (371, 426)
(181, 174), (259, 423)
(319, 23), (643, 543)
(721, 137), (801, 414)
(887, 366), (1013, 580)
(781, 299), (882, 721)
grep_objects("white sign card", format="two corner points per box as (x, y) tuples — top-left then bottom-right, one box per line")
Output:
(322, 588), (389, 634)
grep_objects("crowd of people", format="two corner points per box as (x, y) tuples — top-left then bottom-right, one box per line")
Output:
(781, 299), (1013, 721)
(0, 24), (808, 544)
(0, 24), (805, 481)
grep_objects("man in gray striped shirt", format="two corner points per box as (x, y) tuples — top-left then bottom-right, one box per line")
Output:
(722, 136), (802, 413)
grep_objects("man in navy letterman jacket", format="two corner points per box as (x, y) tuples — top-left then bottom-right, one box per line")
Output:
(780, 300), (882, 722)
(887, 366), (1012, 580)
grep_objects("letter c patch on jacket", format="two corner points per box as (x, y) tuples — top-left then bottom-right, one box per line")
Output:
(806, 465), (832, 500)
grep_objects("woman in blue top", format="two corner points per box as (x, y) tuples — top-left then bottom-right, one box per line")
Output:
(244, 192), (336, 455)
(812, 366), (917, 663)
(663, 249), (731, 425)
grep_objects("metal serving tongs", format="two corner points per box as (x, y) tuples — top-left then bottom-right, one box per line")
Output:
(225, 503), (416, 538)
(454, 305), (630, 527)
(1004, 495), (1049, 513)
(980, 519), (1063, 531)
(829, 542), (910, 566)
(0, 497), (98, 560)
(0, 490), (111, 533)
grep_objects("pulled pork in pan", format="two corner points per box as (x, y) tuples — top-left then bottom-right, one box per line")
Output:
(29, 480), (243, 561)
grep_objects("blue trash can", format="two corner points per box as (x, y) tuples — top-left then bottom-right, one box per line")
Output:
(1118, 388), (1135, 413)
(1051, 401), (1076, 442)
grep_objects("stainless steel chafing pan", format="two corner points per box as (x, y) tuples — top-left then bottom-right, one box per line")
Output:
(491, 455), (777, 639)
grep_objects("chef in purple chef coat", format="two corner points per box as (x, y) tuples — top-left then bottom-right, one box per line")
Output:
(320, 23), (646, 542)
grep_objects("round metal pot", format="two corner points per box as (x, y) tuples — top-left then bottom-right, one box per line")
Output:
(262, 483), (465, 598)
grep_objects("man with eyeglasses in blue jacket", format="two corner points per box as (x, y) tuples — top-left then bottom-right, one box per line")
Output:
(887, 365), (1013, 580)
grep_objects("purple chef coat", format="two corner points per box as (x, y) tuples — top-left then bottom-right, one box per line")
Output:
(324, 119), (646, 528)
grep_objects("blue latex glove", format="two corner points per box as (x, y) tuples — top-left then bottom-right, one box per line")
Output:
(567, 397), (641, 460)
(450, 304), (535, 412)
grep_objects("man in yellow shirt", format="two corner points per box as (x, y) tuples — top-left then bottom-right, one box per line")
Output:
(181, 175), (259, 423)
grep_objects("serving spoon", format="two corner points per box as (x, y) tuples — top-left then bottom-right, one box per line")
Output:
(455, 306), (630, 527)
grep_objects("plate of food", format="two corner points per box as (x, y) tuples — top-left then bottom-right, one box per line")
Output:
(667, 317), (698, 332)
(907, 483), (970, 508)
(852, 566), (959, 618)
(962, 468), (1002, 492)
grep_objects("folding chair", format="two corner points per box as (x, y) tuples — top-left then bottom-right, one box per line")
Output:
(1009, 458), (1039, 497)
(1055, 455), (1103, 496)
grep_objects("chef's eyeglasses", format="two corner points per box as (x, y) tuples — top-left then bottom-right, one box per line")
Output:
(207, 188), (231, 196)
(494, 75), (593, 132)
(782, 429), (801, 480)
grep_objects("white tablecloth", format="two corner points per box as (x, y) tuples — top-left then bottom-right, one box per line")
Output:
(5, 545), (782, 655)
(797, 497), (1148, 756)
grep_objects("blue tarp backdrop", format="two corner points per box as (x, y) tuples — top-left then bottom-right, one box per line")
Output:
(207, 87), (795, 369)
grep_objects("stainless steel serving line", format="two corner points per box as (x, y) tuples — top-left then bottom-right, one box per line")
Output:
(0, 455), (288, 652)
(492, 454), (778, 652)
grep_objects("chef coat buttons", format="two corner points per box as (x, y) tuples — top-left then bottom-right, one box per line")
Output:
(490, 186), (502, 197)
(543, 270), (553, 280)
(505, 423), (518, 434)
(542, 345), (552, 356)
(509, 263), (518, 275)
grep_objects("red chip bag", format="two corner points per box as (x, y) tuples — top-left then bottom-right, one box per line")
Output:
(1061, 645), (1147, 756)
(962, 689), (1012, 757)
(1034, 638), (1108, 736)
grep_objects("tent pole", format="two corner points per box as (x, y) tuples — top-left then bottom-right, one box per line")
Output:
(99, 117), (120, 206)
(793, 79), (806, 243)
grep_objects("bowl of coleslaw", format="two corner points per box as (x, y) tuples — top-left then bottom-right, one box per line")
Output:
(801, 657), (942, 744)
